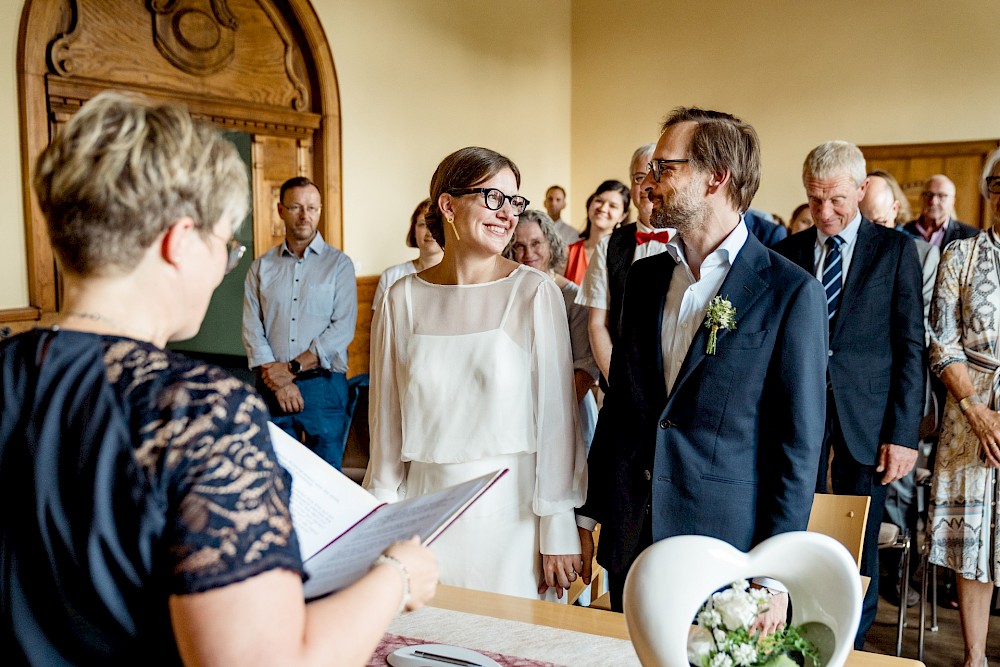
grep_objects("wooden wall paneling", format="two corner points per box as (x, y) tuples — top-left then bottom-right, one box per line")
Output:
(282, 0), (342, 251)
(46, 0), (310, 113)
(862, 139), (999, 229)
(348, 275), (378, 377)
(18, 0), (343, 324)
(17, 0), (64, 313)
(252, 135), (299, 258)
(944, 155), (987, 226)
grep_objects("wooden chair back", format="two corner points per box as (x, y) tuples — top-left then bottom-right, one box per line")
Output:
(806, 493), (871, 570)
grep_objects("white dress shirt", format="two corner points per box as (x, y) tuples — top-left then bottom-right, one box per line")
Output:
(813, 211), (862, 282)
(661, 219), (748, 394)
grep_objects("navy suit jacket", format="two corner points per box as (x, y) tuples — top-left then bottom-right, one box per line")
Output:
(745, 208), (788, 248)
(581, 233), (828, 574)
(774, 220), (925, 465)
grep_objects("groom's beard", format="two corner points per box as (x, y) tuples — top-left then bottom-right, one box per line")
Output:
(649, 183), (708, 238)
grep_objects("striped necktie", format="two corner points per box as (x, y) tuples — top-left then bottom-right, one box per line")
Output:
(823, 235), (845, 322)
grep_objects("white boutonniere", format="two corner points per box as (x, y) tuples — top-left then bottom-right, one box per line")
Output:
(704, 296), (737, 356)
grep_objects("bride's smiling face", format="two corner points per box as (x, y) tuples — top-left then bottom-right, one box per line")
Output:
(446, 168), (521, 256)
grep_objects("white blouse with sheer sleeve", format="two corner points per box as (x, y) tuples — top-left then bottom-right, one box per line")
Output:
(365, 264), (587, 599)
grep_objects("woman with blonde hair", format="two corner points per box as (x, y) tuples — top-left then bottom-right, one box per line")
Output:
(1, 92), (437, 666)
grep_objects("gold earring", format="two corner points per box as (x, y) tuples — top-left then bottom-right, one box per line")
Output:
(446, 215), (461, 241)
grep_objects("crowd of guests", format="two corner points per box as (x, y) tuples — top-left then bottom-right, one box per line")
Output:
(5, 90), (1000, 667)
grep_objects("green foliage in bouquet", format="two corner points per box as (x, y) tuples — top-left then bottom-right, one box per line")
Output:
(687, 582), (819, 667)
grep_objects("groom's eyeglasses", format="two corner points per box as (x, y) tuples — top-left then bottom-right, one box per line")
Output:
(647, 159), (690, 183)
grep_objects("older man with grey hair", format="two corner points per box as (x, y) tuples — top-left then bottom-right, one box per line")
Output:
(577, 143), (672, 385)
(775, 140), (925, 648)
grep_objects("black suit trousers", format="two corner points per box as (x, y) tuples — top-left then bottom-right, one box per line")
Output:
(608, 506), (653, 613)
(818, 390), (887, 650)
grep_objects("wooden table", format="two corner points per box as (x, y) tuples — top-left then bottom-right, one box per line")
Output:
(428, 585), (925, 667)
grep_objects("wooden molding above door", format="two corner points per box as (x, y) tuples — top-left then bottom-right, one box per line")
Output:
(17, 0), (342, 314)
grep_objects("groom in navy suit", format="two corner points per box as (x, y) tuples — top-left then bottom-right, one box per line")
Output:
(774, 141), (924, 648)
(577, 108), (827, 628)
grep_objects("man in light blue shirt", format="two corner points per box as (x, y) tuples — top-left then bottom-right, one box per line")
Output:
(243, 177), (357, 469)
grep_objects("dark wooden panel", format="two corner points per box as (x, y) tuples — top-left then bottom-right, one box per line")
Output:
(862, 139), (1000, 229)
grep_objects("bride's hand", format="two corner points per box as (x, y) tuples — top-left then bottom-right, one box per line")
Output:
(538, 553), (584, 599)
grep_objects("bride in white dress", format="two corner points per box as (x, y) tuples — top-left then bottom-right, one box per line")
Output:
(365, 147), (587, 600)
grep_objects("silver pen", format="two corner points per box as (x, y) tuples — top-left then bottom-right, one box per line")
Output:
(412, 649), (483, 667)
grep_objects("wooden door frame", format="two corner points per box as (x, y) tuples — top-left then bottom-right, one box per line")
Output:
(12, 0), (341, 320)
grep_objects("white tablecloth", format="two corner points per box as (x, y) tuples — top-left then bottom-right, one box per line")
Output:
(388, 606), (641, 667)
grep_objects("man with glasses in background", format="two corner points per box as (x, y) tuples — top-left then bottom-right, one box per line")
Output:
(577, 144), (672, 387)
(903, 174), (980, 248)
(243, 176), (357, 469)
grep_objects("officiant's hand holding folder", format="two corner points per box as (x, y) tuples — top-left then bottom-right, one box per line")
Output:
(268, 423), (507, 600)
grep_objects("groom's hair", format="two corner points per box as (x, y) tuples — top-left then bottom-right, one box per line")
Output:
(661, 107), (760, 213)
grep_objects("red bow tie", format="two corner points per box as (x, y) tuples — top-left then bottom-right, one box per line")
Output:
(635, 229), (670, 245)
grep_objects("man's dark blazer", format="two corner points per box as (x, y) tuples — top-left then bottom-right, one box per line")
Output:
(745, 208), (788, 248)
(606, 223), (638, 346)
(581, 232), (828, 575)
(774, 219), (925, 465)
(902, 217), (980, 249)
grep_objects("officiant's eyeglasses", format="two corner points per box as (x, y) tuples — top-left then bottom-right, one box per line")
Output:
(210, 232), (246, 274)
(986, 176), (1000, 195)
(647, 159), (690, 183)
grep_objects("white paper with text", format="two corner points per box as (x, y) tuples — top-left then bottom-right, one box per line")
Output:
(268, 422), (380, 559)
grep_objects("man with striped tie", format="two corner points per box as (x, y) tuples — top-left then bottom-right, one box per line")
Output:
(775, 140), (925, 649)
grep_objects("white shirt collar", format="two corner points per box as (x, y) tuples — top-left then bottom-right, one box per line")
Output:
(666, 216), (749, 270)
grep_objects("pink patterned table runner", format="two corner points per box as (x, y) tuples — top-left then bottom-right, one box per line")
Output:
(369, 633), (563, 667)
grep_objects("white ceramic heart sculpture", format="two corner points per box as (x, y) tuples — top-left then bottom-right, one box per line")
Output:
(623, 531), (861, 667)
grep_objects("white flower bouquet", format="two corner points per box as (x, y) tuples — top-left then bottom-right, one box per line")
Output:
(687, 581), (819, 667)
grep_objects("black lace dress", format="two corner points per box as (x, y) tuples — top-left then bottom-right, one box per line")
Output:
(0, 329), (303, 665)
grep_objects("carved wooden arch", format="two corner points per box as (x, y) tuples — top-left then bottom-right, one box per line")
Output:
(16, 0), (342, 315)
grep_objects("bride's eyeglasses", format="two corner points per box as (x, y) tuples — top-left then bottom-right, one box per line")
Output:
(448, 188), (529, 215)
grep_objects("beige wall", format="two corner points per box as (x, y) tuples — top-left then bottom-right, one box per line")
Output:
(570, 0), (1000, 225)
(313, 0), (572, 276)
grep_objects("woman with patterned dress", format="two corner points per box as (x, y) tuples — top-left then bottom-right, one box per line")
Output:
(366, 147), (587, 600)
(927, 149), (1000, 667)
(0, 92), (437, 666)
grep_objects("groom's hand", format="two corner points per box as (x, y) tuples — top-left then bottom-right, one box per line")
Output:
(578, 527), (594, 585)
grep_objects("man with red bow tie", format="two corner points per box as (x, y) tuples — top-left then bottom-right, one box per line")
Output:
(577, 144), (673, 387)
